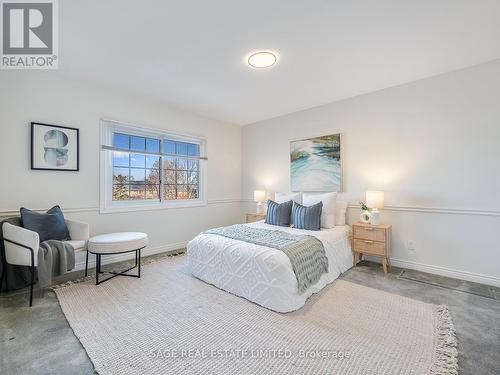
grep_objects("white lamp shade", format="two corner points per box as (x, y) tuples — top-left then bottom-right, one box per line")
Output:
(254, 190), (266, 202)
(366, 191), (384, 209)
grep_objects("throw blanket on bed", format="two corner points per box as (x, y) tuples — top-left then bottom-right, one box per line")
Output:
(204, 224), (328, 293)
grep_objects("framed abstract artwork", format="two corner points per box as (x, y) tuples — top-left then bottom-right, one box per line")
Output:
(31, 122), (79, 171)
(290, 133), (342, 192)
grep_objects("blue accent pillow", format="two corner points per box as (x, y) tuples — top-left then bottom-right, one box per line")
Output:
(265, 200), (293, 227)
(20, 205), (70, 242)
(292, 201), (323, 231)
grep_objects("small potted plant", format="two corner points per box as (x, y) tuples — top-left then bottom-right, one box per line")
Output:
(359, 201), (372, 223)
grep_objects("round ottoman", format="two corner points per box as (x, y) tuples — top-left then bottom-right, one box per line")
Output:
(85, 232), (148, 285)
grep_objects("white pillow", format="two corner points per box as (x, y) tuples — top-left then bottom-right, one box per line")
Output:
(302, 192), (337, 228)
(335, 201), (348, 226)
(274, 192), (302, 205)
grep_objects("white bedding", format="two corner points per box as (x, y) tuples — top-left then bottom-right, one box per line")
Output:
(187, 221), (353, 312)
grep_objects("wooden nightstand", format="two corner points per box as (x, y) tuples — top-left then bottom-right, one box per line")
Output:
(352, 222), (392, 274)
(246, 213), (266, 223)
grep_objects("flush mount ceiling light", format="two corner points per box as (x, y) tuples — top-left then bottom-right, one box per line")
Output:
(247, 51), (277, 68)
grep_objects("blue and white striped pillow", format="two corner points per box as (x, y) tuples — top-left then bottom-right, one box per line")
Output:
(291, 202), (323, 230)
(265, 200), (293, 227)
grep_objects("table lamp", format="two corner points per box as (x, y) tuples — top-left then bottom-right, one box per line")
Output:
(366, 191), (384, 225)
(254, 190), (266, 214)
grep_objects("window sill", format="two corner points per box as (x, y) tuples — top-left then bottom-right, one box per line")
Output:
(100, 200), (207, 214)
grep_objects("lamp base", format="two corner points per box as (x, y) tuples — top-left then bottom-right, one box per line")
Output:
(369, 209), (381, 225)
(256, 202), (265, 214)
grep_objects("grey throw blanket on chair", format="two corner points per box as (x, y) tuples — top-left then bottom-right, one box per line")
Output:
(0, 217), (75, 291)
(38, 240), (75, 287)
(204, 224), (328, 293)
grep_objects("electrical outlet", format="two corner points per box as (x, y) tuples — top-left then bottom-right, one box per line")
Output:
(407, 240), (415, 251)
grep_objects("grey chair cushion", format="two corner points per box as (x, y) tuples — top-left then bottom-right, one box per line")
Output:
(20, 205), (70, 242)
(265, 200), (293, 227)
(291, 202), (323, 231)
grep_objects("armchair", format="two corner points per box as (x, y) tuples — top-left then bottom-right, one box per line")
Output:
(0, 218), (89, 306)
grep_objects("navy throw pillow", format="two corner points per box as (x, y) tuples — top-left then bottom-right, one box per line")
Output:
(292, 201), (323, 231)
(265, 200), (293, 227)
(20, 205), (70, 242)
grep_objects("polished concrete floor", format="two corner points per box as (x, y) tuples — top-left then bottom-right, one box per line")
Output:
(1, 252), (499, 375)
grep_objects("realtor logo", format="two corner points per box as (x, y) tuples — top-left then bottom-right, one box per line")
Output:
(1, 0), (58, 69)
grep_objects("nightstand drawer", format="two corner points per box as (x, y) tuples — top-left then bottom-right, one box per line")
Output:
(353, 226), (386, 242)
(353, 239), (386, 256)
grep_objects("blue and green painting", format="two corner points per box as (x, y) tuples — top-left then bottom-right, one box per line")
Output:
(290, 134), (342, 192)
(43, 129), (69, 167)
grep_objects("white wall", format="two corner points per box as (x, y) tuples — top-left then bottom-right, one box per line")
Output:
(0, 72), (242, 269)
(242, 60), (500, 287)
(2, 61), (500, 286)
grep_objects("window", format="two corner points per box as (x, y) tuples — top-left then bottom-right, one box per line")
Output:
(100, 120), (206, 212)
(112, 133), (161, 201)
(163, 140), (200, 200)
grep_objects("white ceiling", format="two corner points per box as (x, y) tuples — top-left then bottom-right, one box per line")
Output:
(59, 0), (500, 125)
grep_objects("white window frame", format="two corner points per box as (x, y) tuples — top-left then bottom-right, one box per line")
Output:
(100, 119), (207, 213)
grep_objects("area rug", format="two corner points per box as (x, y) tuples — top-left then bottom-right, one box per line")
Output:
(54, 255), (458, 375)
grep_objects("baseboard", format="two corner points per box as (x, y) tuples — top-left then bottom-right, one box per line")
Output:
(364, 256), (500, 287)
(75, 241), (188, 271)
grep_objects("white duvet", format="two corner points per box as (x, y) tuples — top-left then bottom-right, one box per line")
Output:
(187, 221), (353, 313)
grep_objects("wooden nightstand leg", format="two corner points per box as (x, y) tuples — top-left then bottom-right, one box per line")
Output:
(382, 258), (389, 274)
(353, 252), (362, 265)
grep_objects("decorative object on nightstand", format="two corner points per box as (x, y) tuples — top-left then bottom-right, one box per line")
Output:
(366, 190), (384, 225)
(246, 213), (266, 223)
(253, 190), (266, 214)
(359, 201), (372, 223)
(352, 222), (392, 274)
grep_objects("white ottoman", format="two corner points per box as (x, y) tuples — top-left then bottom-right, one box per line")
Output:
(85, 232), (148, 285)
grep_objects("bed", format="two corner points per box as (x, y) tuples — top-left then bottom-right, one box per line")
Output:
(187, 221), (353, 313)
